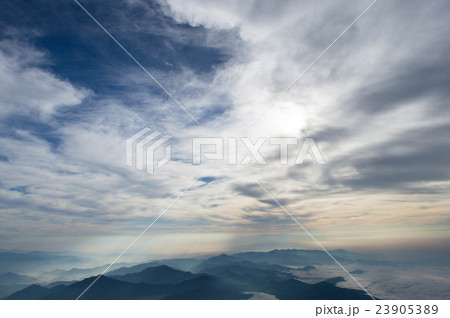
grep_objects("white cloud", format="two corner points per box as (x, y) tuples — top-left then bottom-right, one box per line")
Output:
(0, 40), (89, 118)
(2, 0), (450, 256)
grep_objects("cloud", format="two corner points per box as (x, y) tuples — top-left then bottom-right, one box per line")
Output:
(233, 183), (264, 198)
(1, 0), (450, 257)
(0, 40), (89, 118)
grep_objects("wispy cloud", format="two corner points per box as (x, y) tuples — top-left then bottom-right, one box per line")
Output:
(1, 0), (450, 258)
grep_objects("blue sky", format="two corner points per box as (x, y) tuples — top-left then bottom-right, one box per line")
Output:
(0, 0), (450, 262)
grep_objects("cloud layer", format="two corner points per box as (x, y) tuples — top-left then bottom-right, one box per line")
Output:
(0, 0), (449, 260)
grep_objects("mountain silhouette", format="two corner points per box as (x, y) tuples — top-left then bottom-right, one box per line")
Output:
(298, 265), (316, 272)
(107, 258), (200, 276)
(4, 284), (50, 300)
(264, 279), (371, 300)
(4, 250), (375, 300)
(196, 253), (290, 273)
(234, 249), (345, 266)
(6, 271), (250, 300)
(109, 265), (200, 285)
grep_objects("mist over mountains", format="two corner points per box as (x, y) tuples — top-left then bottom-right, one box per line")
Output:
(5, 250), (370, 299)
(2, 249), (373, 300)
(0, 251), (87, 274)
(2, 248), (450, 300)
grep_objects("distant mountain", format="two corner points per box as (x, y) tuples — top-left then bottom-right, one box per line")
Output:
(4, 249), (376, 300)
(0, 272), (40, 299)
(198, 253), (239, 267)
(0, 251), (85, 273)
(42, 262), (130, 281)
(328, 249), (362, 260)
(6, 273), (251, 300)
(110, 265), (200, 285)
(325, 276), (346, 285)
(45, 280), (78, 288)
(4, 284), (50, 300)
(233, 249), (347, 266)
(195, 253), (290, 273)
(107, 258), (200, 276)
(192, 254), (367, 299)
(6, 264), (373, 300)
(263, 279), (371, 300)
(298, 265), (316, 272)
(76, 249), (357, 281)
(161, 275), (251, 300)
(0, 284), (30, 299)
(0, 272), (38, 284)
(198, 264), (295, 291)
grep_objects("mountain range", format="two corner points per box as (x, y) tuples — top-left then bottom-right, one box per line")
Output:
(2, 249), (374, 300)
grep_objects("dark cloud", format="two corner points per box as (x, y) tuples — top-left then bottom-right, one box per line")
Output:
(258, 198), (293, 208)
(241, 213), (290, 227)
(232, 183), (265, 198)
(346, 60), (450, 116)
(9, 186), (29, 195)
(324, 123), (450, 193)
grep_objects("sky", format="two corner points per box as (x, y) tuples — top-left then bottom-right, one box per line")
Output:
(0, 0), (450, 263)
